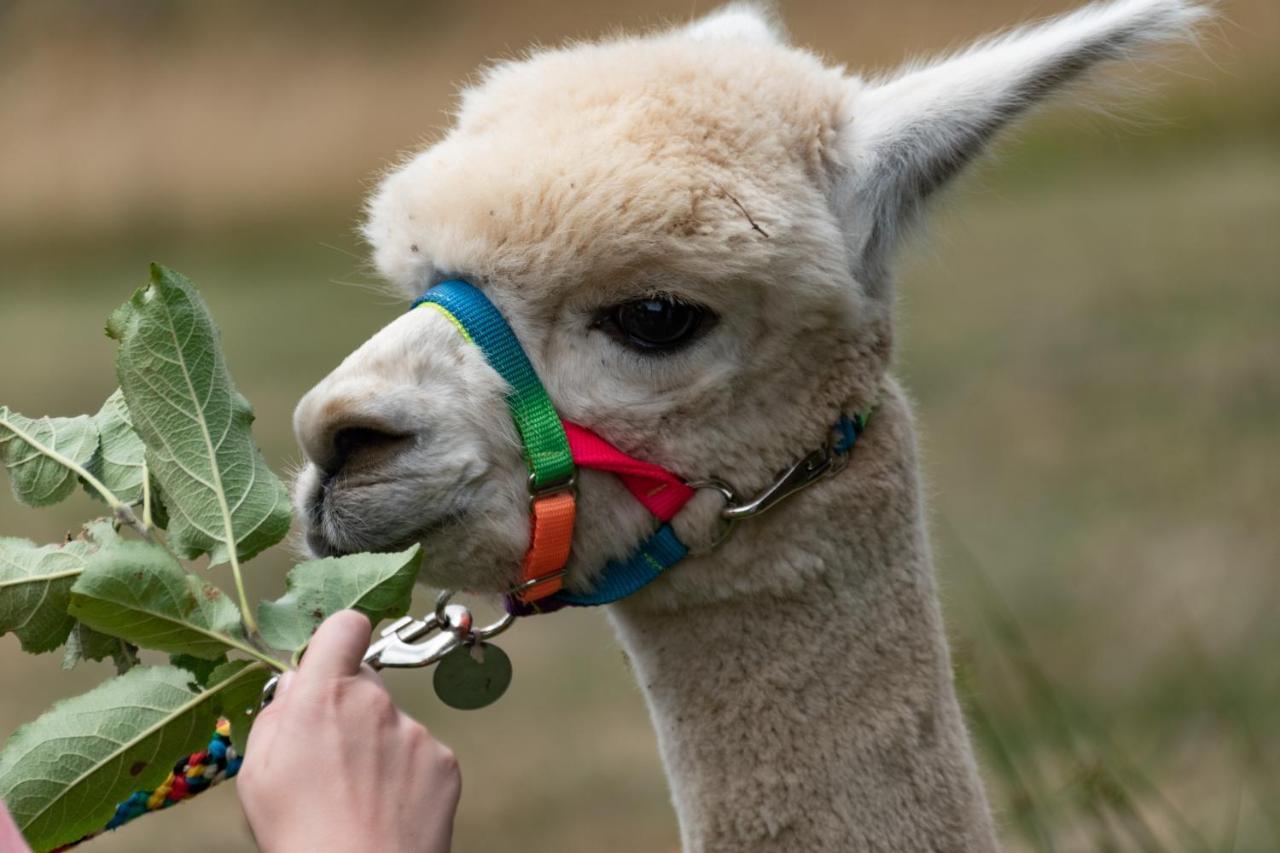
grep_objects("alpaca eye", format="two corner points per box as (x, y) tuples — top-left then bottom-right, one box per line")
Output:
(599, 295), (711, 353)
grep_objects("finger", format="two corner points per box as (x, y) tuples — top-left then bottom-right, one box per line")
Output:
(295, 609), (373, 683)
(272, 670), (297, 699)
(0, 798), (31, 853)
(244, 694), (282, 761)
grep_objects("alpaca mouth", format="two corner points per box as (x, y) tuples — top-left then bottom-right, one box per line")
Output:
(302, 471), (460, 557)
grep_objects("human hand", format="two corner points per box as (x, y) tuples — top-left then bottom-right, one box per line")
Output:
(0, 797), (32, 853)
(237, 610), (461, 853)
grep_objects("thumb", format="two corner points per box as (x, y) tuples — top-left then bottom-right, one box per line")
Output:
(295, 610), (373, 686)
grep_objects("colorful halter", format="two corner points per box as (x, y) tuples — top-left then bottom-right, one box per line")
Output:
(412, 279), (870, 614)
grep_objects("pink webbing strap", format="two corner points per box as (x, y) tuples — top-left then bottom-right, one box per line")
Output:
(562, 422), (695, 522)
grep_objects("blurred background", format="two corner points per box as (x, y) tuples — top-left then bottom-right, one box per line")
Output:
(0, 1), (1276, 850)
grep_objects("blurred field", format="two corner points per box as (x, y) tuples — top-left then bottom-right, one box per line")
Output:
(1, 1), (1277, 851)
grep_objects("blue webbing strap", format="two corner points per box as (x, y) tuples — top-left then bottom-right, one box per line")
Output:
(554, 524), (689, 607)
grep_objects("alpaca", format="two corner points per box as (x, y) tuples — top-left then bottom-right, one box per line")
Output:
(291, 2), (1206, 849)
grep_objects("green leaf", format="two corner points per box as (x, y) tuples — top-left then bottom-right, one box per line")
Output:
(106, 264), (291, 566)
(0, 408), (99, 507)
(169, 652), (228, 686)
(62, 623), (139, 674)
(0, 523), (137, 660)
(257, 545), (422, 652)
(85, 389), (147, 507)
(0, 662), (269, 851)
(0, 537), (82, 654)
(208, 660), (271, 749)
(68, 539), (246, 659)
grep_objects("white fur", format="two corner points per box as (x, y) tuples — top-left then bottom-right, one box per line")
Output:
(293, 2), (1205, 848)
(685, 3), (785, 44)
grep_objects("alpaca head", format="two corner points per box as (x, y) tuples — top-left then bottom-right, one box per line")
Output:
(293, 1), (1203, 600)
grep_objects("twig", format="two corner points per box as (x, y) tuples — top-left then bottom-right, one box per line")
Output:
(141, 459), (153, 530)
(715, 184), (770, 238)
(222, 634), (289, 673)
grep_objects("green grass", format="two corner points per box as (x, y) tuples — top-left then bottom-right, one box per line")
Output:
(1, 114), (1278, 852)
(899, 121), (1280, 850)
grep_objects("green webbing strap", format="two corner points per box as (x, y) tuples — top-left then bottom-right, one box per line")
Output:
(412, 280), (575, 489)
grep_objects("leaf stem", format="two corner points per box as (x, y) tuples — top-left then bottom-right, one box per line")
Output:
(229, 552), (257, 635)
(223, 636), (289, 673)
(128, 460), (186, 565)
(141, 459), (153, 530)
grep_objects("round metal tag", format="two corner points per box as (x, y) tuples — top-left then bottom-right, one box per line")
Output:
(433, 642), (512, 710)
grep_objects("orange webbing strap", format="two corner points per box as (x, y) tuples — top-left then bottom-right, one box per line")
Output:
(518, 491), (577, 603)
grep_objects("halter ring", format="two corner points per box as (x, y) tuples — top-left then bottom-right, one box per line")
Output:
(684, 478), (741, 556)
(435, 589), (517, 641)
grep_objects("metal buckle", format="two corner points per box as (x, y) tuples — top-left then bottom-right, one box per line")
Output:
(721, 444), (841, 521)
(527, 470), (577, 507)
(686, 440), (847, 556)
(365, 609), (464, 669)
(367, 591), (515, 669)
(258, 590), (517, 709)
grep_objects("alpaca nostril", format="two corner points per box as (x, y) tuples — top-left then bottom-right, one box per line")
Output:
(328, 425), (413, 476)
(294, 382), (423, 477)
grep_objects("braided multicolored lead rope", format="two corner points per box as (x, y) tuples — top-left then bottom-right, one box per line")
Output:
(53, 718), (240, 851)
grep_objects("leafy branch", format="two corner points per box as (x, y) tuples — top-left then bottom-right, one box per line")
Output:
(0, 265), (423, 852)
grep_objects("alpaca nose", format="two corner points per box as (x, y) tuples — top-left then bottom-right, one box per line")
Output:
(295, 387), (418, 477)
(328, 425), (412, 475)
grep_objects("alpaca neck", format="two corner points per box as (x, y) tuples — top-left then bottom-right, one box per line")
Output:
(608, 384), (996, 852)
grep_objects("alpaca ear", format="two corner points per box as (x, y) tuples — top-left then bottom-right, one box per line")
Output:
(838, 0), (1207, 287)
(684, 3), (785, 45)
